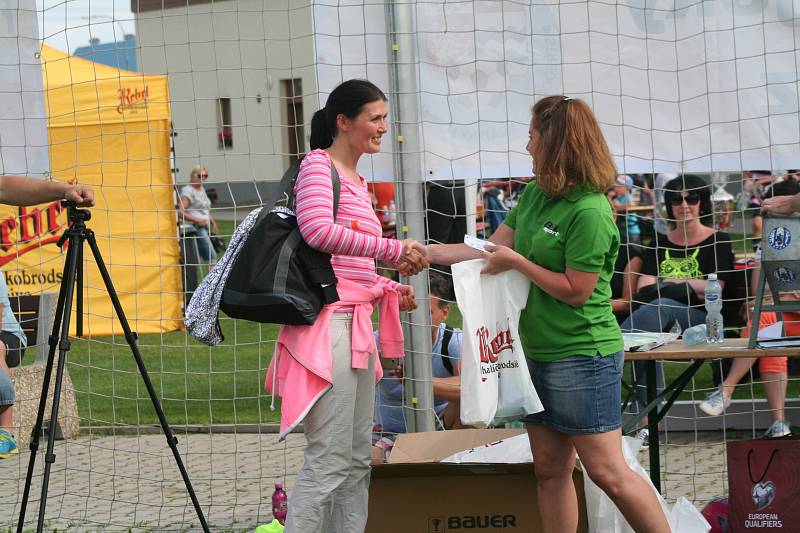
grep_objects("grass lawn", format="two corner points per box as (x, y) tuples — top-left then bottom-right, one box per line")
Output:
(68, 316), (283, 426)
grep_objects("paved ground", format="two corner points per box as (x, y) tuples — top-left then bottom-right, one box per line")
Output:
(0, 430), (732, 532)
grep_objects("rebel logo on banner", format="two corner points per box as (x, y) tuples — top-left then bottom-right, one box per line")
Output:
(476, 322), (519, 382)
(0, 201), (66, 267)
(117, 86), (150, 114)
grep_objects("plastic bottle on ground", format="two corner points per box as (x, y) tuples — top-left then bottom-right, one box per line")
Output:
(271, 481), (288, 525)
(704, 273), (724, 343)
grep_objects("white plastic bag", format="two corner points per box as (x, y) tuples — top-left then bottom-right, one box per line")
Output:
(582, 436), (710, 533)
(669, 497), (711, 533)
(452, 259), (543, 428)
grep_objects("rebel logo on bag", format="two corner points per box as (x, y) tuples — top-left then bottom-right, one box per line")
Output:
(453, 259), (543, 427)
(476, 322), (518, 381)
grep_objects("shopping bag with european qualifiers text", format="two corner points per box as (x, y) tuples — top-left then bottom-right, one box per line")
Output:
(727, 437), (800, 532)
(452, 259), (543, 427)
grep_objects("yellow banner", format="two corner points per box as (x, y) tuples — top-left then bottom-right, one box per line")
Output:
(0, 46), (184, 336)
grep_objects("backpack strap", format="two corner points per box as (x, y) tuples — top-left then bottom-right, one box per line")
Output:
(265, 157), (304, 211)
(329, 164), (341, 218)
(275, 155), (340, 218)
(440, 325), (455, 376)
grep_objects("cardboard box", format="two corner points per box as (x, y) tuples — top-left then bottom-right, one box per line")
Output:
(366, 428), (587, 533)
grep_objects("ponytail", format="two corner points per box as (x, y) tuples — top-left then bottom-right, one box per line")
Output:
(309, 108), (333, 150)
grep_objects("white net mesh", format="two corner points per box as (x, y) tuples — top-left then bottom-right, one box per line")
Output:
(0, 0), (797, 530)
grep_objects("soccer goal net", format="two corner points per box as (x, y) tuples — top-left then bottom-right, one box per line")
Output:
(0, 0), (798, 530)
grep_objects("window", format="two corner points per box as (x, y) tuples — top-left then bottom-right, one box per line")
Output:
(282, 79), (304, 163)
(217, 97), (232, 149)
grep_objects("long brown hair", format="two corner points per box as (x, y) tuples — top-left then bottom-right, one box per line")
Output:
(531, 96), (617, 197)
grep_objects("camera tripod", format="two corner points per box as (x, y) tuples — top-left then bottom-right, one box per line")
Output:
(16, 202), (210, 533)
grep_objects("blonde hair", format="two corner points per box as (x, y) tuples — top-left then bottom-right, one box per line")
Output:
(531, 96), (617, 197)
(190, 166), (209, 179)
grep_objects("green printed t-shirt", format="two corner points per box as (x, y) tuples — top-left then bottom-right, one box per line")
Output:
(504, 182), (623, 362)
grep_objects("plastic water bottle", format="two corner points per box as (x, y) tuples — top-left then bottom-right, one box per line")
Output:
(683, 324), (707, 346)
(271, 481), (288, 525)
(704, 273), (724, 343)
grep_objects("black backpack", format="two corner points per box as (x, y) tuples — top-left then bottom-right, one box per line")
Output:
(219, 158), (341, 325)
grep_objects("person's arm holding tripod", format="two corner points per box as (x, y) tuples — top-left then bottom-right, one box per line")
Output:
(0, 175), (94, 207)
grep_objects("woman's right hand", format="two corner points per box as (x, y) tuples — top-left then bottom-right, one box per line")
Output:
(395, 239), (428, 276)
(481, 243), (523, 275)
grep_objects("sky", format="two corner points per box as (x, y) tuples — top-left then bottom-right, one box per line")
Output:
(37, 0), (135, 53)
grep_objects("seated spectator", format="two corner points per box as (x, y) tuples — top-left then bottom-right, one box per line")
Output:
(0, 273), (27, 458)
(372, 273), (463, 463)
(621, 175), (734, 441)
(612, 175), (641, 244)
(739, 170), (774, 244)
(699, 179), (800, 438)
(611, 242), (643, 321)
(632, 174), (656, 244)
(607, 188), (644, 321)
(483, 186), (508, 234)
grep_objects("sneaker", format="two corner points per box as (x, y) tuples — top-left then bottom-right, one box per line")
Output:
(699, 388), (731, 416)
(763, 420), (792, 439)
(635, 428), (649, 451)
(0, 430), (18, 459)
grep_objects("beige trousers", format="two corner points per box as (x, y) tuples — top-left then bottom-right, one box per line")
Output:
(285, 313), (376, 533)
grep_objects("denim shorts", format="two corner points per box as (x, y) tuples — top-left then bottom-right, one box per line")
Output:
(523, 350), (624, 435)
(0, 368), (13, 406)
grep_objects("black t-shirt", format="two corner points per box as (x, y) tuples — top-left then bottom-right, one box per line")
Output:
(611, 243), (643, 299)
(641, 231), (735, 301)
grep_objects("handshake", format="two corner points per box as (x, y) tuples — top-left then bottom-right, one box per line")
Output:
(395, 239), (429, 276)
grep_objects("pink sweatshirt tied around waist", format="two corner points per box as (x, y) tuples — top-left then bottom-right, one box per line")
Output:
(265, 277), (404, 439)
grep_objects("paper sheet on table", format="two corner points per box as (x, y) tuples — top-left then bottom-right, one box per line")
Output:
(755, 321), (800, 348)
(622, 332), (679, 352)
(757, 321), (783, 340)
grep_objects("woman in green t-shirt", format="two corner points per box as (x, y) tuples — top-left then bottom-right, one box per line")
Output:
(425, 96), (669, 533)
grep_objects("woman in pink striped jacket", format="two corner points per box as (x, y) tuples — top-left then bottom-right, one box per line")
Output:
(283, 79), (426, 533)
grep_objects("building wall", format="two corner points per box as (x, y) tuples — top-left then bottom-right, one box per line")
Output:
(134, 0), (318, 204)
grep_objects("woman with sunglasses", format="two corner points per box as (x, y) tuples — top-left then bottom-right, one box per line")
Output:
(621, 174), (734, 436)
(180, 166), (218, 267)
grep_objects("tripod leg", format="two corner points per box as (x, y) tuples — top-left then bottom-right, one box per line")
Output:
(85, 231), (210, 532)
(76, 233), (84, 338)
(16, 235), (80, 533)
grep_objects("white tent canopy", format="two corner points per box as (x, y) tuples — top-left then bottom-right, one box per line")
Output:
(314, 0), (800, 180)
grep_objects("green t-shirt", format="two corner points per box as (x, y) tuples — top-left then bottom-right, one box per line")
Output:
(504, 182), (623, 362)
